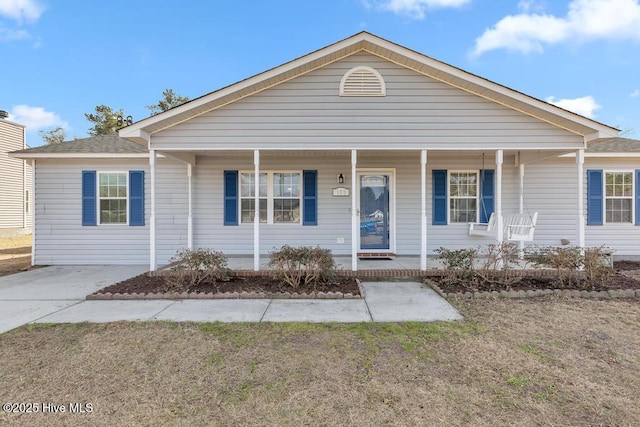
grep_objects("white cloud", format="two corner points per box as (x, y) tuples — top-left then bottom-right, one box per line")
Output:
(8, 105), (68, 131)
(631, 89), (640, 97)
(546, 95), (601, 118)
(368, 0), (472, 19)
(0, 26), (28, 41)
(473, 0), (640, 56)
(0, 0), (44, 23)
(517, 0), (545, 13)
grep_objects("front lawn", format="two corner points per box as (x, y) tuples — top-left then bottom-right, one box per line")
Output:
(1, 298), (638, 426)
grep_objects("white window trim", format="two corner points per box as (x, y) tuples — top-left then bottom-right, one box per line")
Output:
(603, 170), (635, 225)
(239, 170), (303, 225)
(97, 171), (129, 226)
(448, 170), (479, 224)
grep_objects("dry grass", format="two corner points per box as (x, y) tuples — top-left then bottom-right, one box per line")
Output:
(0, 234), (32, 277)
(0, 298), (639, 426)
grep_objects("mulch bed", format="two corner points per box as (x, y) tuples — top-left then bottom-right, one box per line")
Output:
(91, 273), (361, 299)
(90, 261), (640, 300)
(429, 263), (640, 294)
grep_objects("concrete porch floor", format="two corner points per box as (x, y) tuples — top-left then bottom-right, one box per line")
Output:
(225, 255), (446, 272)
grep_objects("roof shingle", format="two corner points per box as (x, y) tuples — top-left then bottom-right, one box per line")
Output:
(11, 134), (148, 154)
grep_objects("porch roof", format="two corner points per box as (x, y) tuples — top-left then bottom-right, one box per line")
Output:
(119, 32), (618, 145)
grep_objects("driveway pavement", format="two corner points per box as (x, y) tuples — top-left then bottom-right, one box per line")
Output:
(0, 266), (462, 334)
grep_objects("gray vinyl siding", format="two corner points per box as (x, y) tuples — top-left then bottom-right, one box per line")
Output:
(34, 159), (150, 265)
(584, 158), (640, 255)
(0, 120), (31, 230)
(151, 53), (582, 151)
(156, 160), (189, 263)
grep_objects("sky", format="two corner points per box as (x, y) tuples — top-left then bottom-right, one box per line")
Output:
(1, 0), (639, 147)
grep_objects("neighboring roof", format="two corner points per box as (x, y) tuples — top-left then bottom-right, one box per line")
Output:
(120, 31), (618, 144)
(586, 137), (640, 153)
(10, 134), (148, 158)
(0, 118), (26, 129)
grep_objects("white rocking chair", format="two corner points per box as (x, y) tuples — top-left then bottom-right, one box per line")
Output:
(468, 212), (538, 242)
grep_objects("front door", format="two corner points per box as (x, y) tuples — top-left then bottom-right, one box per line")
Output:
(358, 173), (392, 251)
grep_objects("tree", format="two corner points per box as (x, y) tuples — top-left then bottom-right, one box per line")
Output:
(38, 127), (66, 145)
(85, 105), (127, 136)
(146, 88), (189, 115)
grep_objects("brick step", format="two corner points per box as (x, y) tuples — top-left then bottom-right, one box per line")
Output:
(357, 253), (396, 259)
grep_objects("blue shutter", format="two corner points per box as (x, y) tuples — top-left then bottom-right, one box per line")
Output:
(587, 169), (603, 225)
(303, 170), (317, 226)
(432, 170), (447, 225)
(479, 169), (495, 223)
(82, 171), (97, 226)
(224, 170), (239, 226)
(129, 170), (145, 226)
(636, 170), (640, 226)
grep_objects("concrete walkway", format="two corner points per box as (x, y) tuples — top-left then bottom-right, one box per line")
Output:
(0, 266), (462, 334)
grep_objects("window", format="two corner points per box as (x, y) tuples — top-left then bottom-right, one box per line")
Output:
(449, 172), (478, 223)
(273, 172), (301, 223)
(605, 172), (633, 223)
(240, 173), (267, 223)
(240, 171), (301, 224)
(99, 172), (127, 224)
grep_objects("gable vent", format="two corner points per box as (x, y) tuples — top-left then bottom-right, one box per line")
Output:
(339, 66), (386, 97)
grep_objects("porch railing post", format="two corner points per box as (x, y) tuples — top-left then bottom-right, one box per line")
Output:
(420, 149), (428, 270)
(351, 150), (358, 272)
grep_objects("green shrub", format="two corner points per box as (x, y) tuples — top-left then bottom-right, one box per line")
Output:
(268, 245), (336, 288)
(167, 248), (232, 290)
(434, 247), (477, 273)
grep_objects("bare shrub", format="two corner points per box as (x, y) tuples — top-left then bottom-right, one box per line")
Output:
(526, 246), (582, 273)
(525, 245), (614, 288)
(268, 245), (336, 288)
(477, 242), (523, 289)
(167, 248), (232, 291)
(582, 245), (614, 284)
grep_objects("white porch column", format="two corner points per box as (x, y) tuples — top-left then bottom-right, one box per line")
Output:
(187, 163), (193, 250)
(495, 150), (504, 244)
(518, 163), (525, 256)
(31, 159), (36, 266)
(420, 149), (428, 270)
(254, 149), (260, 271)
(576, 149), (585, 249)
(351, 150), (358, 272)
(149, 149), (157, 271)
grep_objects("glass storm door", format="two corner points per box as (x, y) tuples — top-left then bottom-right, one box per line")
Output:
(359, 174), (390, 250)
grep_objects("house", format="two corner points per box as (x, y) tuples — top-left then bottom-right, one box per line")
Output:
(10, 32), (640, 271)
(0, 113), (32, 237)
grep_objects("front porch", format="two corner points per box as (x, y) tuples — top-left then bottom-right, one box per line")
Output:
(148, 148), (589, 271)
